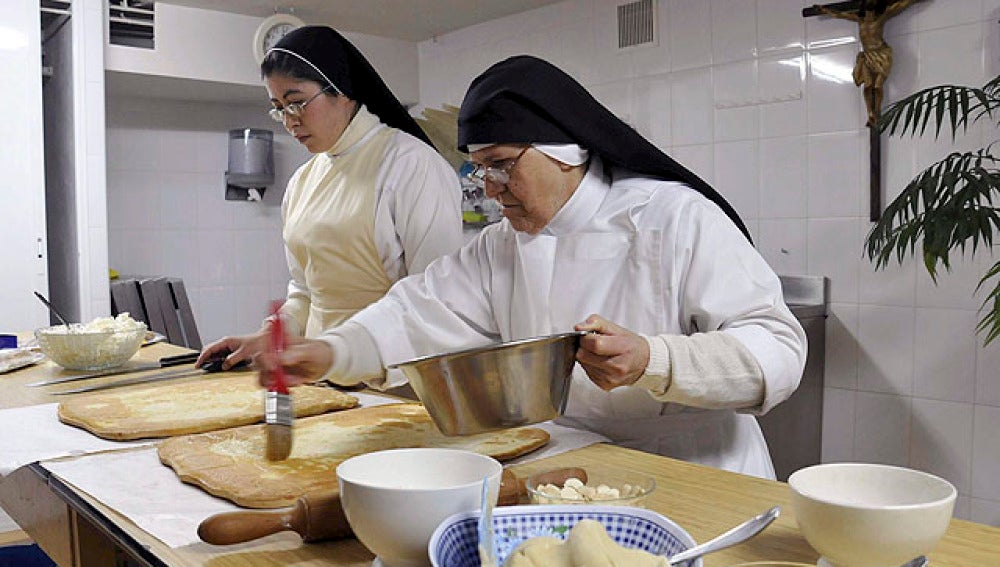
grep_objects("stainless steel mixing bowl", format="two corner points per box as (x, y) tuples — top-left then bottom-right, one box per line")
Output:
(387, 331), (583, 436)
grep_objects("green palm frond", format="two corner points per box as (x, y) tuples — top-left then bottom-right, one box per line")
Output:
(878, 82), (1000, 140)
(977, 261), (1000, 345)
(864, 147), (1000, 280)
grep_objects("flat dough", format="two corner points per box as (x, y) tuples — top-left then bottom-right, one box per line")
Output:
(159, 403), (549, 508)
(58, 374), (359, 440)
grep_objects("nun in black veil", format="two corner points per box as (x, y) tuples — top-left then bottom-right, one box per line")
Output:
(258, 55), (807, 479)
(197, 26), (462, 370)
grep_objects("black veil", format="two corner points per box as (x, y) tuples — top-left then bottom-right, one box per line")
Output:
(458, 55), (750, 241)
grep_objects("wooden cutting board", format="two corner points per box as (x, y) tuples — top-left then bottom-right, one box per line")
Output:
(159, 403), (549, 508)
(58, 374), (358, 440)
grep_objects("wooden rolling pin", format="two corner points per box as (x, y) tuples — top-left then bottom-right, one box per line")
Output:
(197, 467), (587, 545)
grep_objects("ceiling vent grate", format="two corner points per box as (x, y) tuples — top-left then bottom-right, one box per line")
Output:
(108, 0), (155, 49)
(617, 0), (656, 50)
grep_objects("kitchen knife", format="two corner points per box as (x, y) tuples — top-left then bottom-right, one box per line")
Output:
(26, 352), (200, 387)
(196, 467), (586, 545)
(49, 358), (248, 395)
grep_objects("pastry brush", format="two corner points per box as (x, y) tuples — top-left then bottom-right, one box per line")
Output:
(265, 302), (293, 461)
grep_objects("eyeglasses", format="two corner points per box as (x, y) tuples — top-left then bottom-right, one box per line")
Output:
(467, 146), (531, 188)
(268, 85), (333, 122)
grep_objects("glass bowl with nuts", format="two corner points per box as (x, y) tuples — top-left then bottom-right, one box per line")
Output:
(523, 467), (656, 508)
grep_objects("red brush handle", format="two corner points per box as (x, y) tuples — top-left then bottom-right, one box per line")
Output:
(269, 301), (289, 395)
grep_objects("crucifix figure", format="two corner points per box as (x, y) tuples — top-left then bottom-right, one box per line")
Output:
(804, 0), (921, 220)
(810, 0), (917, 126)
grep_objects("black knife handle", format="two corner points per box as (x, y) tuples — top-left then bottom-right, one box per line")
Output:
(159, 352), (199, 367)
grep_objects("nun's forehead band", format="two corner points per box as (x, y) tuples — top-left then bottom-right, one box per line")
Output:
(265, 47), (343, 95)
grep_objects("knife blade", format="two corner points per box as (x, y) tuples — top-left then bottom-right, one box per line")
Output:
(26, 352), (200, 387)
(50, 358), (249, 395)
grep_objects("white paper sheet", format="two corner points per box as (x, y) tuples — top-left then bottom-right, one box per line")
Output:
(41, 408), (608, 548)
(0, 403), (154, 477)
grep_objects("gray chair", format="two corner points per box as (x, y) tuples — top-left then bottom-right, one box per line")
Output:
(111, 276), (202, 349)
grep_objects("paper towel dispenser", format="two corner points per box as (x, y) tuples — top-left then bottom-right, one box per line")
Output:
(225, 128), (274, 201)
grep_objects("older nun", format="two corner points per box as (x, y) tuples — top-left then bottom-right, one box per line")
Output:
(260, 55), (807, 480)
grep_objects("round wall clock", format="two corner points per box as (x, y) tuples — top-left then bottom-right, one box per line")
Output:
(253, 13), (306, 64)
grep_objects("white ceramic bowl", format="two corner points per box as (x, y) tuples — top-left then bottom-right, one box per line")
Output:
(788, 463), (956, 567)
(429, 504), (700, 567)
(35, 323), (146, 371)
(336, 448), (502, 567)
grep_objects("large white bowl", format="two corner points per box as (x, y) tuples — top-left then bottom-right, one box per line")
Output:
(336, 448), (502, 567)
(788, 463), (956, 567)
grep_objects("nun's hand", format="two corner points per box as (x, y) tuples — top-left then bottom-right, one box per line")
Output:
(574, 314), (650, 391)
(256, 336), (333, 389)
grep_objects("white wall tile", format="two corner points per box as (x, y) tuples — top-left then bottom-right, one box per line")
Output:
(671, 67), (715, 145)
(805, 10), (857, 50)
(854, 391), (911, 466)
(807, 131), (863, 217)
(758, 54), (806, 138)
(756, 0), (805, 54)
(910, 398), (974, 494)
(972, 404), (1000, 501)
(589, 82), (634, 127)
(195, 286), (237, 344)
(714, 140), (759, 220)
(858, 304), (915, 395)
(825, 302), (860, 390)
(757, 219), (807, 275)
(859, 237), (917, 308)
(197, 229), (237, 287)
(759, 135), (807, 218)
(914, 255), (983, 311)
(232, 229), (274, 285)
(669, 0), (713, 71)
(976, 341), (1000, 407)
(628, 0), (672, 78)
(234, 283), (272, 334)
(670, 144), (715, 183)
(157, 173), (199, 230)
(590, 1), (635, 83)
(920, 23), (985, 88)
(807, 218), (861, 303)
(914, 308), (978, 403)
(115, 229), (162, 276)
(821, 386), (855, 462)
(902, 0), (983, 35)
(710, 0), (757, 64)
(714, 59), (759, 141)
(970, 497), (1000, 527)
(807, 45), (864, 133)
(159, 230), (200, 289)
(883, 31), (920, 107)
(633, 73), (672, 148)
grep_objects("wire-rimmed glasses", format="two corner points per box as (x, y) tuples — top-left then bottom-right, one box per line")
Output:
(466, 146), (531, 188)
(268, 85), (333, 122)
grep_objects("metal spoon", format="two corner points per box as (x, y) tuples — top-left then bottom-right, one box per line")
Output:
(668, 506), (781, 565)
(33, 291), (72, 328)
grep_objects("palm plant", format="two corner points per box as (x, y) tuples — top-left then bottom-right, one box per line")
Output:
(865, 75), (1000, 344)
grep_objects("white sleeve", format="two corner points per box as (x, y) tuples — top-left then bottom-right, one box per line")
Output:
(658, 196), (807, 415)
(374, 132), (464, 281)
(635, 332), (765, 409)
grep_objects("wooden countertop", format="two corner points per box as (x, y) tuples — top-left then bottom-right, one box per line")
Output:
(1, 342), (999, 566)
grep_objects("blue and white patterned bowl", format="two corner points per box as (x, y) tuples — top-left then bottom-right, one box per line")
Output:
(428, 504), (702, 567)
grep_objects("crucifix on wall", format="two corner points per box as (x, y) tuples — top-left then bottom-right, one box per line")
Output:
(803, 0), (920, 221)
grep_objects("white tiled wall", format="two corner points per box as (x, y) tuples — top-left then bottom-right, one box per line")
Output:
(417, 0), (1000, 525)
(105, 97), (309, 344)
